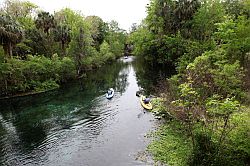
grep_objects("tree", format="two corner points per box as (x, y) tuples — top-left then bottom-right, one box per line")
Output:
(56, 8), (93, 59)
(146, 0), (200, 36)
(130, 23), (138, 33)
(35, 11), (55, 35)
(75, 27), (85, 76)
(3, 0), (37, 18)
(2, 0), (37, 29)
(85, 16), (106, 51)
(0, 14), (23, 57)
(192, 0), (226, 41)
(105, 20), (127, 57)
(53, 24), (71, 57)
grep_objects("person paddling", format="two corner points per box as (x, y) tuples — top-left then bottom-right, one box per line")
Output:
(143, 97), (150, 104)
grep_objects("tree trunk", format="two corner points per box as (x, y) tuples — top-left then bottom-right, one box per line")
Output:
(219, 115), (229, 146)
(188, 121), (195, 147)
(5, 80), (8, 95)
(3, 44), (8, 58)
(8, 42), (13, 57)
(2, 42), (13, 58)
(76, 28), (85, 77)
(61, 41), (65, 57)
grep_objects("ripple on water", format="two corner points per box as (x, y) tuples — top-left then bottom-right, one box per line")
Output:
(0, 57), (157, 166)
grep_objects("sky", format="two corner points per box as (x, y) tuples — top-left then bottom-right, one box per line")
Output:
(1, 0), (150, 31)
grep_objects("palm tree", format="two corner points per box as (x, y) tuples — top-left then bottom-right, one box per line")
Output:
(35, 11), (55, 35)
(0, 14), (23, 57)
(53, 24), (71, 57)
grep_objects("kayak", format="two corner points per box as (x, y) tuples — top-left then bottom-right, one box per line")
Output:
(140, 95), (153, 110)
(106, 88), (114, 99)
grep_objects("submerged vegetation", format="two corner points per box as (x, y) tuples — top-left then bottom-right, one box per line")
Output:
(129, 0), (250, 165)
(0, 0), (127, 97)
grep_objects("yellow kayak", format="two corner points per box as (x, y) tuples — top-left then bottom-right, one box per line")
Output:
(140, 95), (153, 110)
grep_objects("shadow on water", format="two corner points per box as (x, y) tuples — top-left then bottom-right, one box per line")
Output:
(132, 56), (176, 95)
(0, 56), (173, 166)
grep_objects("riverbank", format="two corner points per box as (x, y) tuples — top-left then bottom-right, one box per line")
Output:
(148, 97), (250, 166)
(0, 88), (58, 100)
(0, 54), (123, 99)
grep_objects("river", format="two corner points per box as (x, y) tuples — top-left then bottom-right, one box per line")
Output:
(0, 56), (172, 166)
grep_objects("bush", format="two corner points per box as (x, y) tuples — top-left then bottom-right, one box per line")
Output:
(33, 79), (59, 92)
(184, 49), (244, 99)
(0, 55), (76, 97)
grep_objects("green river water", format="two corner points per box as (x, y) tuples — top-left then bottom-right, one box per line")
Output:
(0, 57), (173, 166)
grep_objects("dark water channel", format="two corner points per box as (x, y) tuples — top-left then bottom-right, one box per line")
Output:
(0, 57), (172, 166)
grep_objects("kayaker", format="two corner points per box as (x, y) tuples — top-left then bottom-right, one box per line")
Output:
(107, 90), (112, 95)
(143, 97), (150, 104)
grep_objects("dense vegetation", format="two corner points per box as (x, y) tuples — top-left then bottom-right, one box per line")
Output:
(1, 0), (249, 165)
(129, 0), (250, 165)
(0, 0), (127, 97)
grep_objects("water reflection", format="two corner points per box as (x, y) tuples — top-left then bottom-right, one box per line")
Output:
(132, 56), (175, 95)
(80, 59), (129, 94)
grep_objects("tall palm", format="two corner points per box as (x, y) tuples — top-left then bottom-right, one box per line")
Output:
(35, 11), (55, 35)
(53, 24), (71, 57)
(0, 14), (23, 57)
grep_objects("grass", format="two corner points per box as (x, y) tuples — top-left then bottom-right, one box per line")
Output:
(148, 98), (250, 166)
(148, 120), (192, 166)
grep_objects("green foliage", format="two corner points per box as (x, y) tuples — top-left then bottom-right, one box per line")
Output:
(62, 8), (92, 58)
(0, 47), (4, 62)
(157, 33), (186, 64)
(176, 39), (216, 73)
(3, 0), (37, 29)
(189, 97), (246, 166)
(165, 51), (247, 165)
(228, 108), (250, 159)
(0, 14), (23, 57)
(0, 55), (75, 96)
(105, 20), (127, 57)
(0, 0), (126, 97)
(130, 0), (250, 165)
(206, 96), (240, 117)
(150, 98), (169, 118)
(24, 28), (56, 57)
(85, 16), (106, 51)
(148, 120), (192, 166)
(128, 26), (156, 60)
(100, 41), (115, 61)
(35, 11), (55, 35)
(184, 50), (245, 99)
(33, 79), (59, 92)
(212, 61), (244, 98)
(53, 24), (71, 57)
(13, 42), (32, 58)
(125, 82), (250, 165)
(191, 0), (226, 41)
(214, 16), (250, 62)
(146, 0), (200, 36)
(223, 0), (249, 19)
